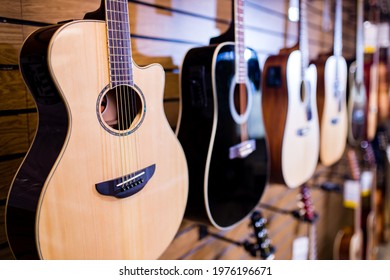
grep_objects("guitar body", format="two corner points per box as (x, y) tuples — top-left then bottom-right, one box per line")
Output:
(6, 20), (188, 259)
(333, 227), (363, 260)
(315, 55), (348, 166)
(178, 42), (268, 229)
(262, 50), (319, 188)
(348, 61), (367, 146)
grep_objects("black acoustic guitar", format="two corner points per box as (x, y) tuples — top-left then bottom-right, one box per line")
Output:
(177, 0), (268, 229)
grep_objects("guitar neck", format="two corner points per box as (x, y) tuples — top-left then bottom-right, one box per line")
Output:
(105, 0), (134, 87)
(333, 0), (343, 58)
(309, 223), (317, 260)
(235, 0), (247, 83)
(299, 0), (309, 77)
(355, 0), (364, 84)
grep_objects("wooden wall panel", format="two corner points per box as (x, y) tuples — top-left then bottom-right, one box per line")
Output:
(0, 205), (6, 244)
(0, 70), (32, 111)
(0, 0), (373, 261)
(0, 115), (30, 157)
(21, 0), (99, 23)
(0, 159), (22, 199)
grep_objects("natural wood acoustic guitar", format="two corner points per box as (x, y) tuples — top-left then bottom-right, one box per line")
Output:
(262, 0), (319, 188)
(6, 0), (188, 259)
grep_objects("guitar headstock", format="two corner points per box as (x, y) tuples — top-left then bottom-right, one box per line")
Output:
(297, 184), (317, 223)
(247, 211), (275, 260)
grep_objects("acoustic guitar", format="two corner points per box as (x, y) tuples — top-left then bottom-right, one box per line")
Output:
(313, 0), (348, 167)
(333, 148), (363, 260)
(6, 0), (188, 259)
(347, 0), (367, 146)
(360, 141), (379, 259)
(262, 0), (319, 188)
(177, 0), (268, 230)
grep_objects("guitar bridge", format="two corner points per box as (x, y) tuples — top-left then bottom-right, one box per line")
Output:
(229, 139), (256, 159)
(95, 164), (156, 198)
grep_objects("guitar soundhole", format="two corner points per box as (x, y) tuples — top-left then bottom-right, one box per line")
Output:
(229, 82), (252, 124)
(300, 81), (306, 102)
(98, 85), (145, 136)
(233, 84), (248, 116)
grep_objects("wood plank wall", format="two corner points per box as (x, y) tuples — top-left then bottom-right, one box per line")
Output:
(0, 0), (360, 260)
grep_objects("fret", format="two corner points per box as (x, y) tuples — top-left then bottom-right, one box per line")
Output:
(105, 0), (134, 86)
(106, 9), (128, 15)
(109, 48), (131, 57)
(108, 40), (131, 49)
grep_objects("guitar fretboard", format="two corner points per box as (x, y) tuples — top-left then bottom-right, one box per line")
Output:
(333, 0), (343, 58)
(106, 0), (134, 87)
(355, 0), (364, 84)
(299, 0), (309, 78)
(235, 0), (247, 84)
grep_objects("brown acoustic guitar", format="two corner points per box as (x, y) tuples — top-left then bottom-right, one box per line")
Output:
(6, 0), (188, 259)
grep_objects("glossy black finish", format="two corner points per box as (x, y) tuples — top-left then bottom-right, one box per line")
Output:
(5, 25), (69, 259)
(178, 43), (268, 229)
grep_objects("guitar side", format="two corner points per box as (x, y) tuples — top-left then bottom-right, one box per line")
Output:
(315, 55), (348, 166)
(178, 42), (268, 229)
(8, 20), (189, 260)
(5, 24), (69, 259)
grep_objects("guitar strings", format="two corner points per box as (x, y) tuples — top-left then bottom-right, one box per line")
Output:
(117, 0), (131, 186)
(106, 1), (116, 184)
(109, 0), (128, 188)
